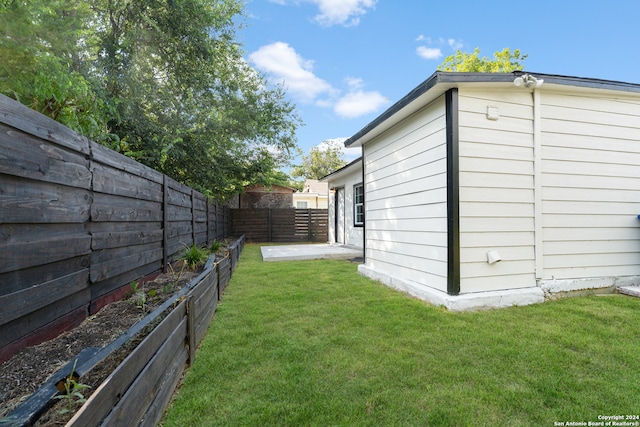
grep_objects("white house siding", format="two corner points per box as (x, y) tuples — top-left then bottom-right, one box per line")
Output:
(539, 91), (640, 281)
(364, 96), (449, 293)
(457, 89), (537, 293)
(326, 167), (363, 249)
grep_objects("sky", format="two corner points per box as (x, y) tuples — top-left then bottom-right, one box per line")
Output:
(238, 0), (640, 165)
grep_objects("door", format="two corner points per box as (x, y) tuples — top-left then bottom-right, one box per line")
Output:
(335, 188), (345, 244)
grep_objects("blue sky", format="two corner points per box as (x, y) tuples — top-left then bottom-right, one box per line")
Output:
(239, 0), (640, 165)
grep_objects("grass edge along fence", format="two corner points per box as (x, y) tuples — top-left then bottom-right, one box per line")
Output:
(162, 245), (640, 426)
(3, 236), (244, 427)
(0, 94), (231, 363)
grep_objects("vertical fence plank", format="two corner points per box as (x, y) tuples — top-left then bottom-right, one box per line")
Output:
(187, 295), (196, 365)
(163, 175), (169, 273)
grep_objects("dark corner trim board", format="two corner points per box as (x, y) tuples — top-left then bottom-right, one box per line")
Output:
(361, 146), (366, 262)
(446, 88), (460, 296)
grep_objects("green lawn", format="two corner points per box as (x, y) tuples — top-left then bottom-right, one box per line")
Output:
(162, 244), (640, 426)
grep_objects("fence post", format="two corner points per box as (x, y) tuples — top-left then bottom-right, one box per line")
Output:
(268, 209), (272, 242)
(191, 190), (197, 246)
(163, 175), (169, 272)
(308, 209), (312, 242)
(186, 295), (196, 365)
(206, 200), (211, 245)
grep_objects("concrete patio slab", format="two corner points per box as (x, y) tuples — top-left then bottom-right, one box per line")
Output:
(618, 285), (640, 298)
(261, 244), (363, 262)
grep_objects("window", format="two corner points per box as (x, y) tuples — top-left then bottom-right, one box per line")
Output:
(354, 183), (364, 227)
(296, 201), (308, 209)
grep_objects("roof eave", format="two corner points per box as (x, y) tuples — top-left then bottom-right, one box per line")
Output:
(319, 157), (363, 182)
(344, 70), (640, 148)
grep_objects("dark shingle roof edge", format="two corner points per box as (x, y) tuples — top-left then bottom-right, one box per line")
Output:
(319, 156), (363, 182)
(344, 71), (640, 147)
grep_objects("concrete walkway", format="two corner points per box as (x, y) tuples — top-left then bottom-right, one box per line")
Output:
(261, 244), (363, 262)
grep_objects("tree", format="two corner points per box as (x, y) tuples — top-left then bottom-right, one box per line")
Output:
(291, 140), (347, 182)
(0, 0), (112, 143)
(0, 0), (302, 201)
(90, 0), (301, 200)
(438, 47), (527, 73)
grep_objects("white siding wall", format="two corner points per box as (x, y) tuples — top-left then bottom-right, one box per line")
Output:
(327, 169), (364, 249)
(540, 91), (640, 279)
(458, 89), (536, 293)
(364, 96), (448, 292)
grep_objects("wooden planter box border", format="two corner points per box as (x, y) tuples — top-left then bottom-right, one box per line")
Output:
(5, 236), (245, 427)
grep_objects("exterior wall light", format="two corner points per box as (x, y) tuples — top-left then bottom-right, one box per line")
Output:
(513, 74), (544, 88)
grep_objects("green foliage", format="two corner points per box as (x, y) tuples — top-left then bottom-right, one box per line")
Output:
(0, 0), (115, 145)
(129, 280), (147, 310)
(291, 140), (348, 181)
(209, 240), (223, 254)
(438, 47), (527, 73)
(181, 244), (209, 269)
(53, 359), (90, 418)
(0, 0), (301, 200)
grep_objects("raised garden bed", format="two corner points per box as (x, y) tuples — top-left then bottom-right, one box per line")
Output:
(0, 236), (244, 426)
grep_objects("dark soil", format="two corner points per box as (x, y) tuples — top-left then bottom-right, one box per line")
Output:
(0, 263), (204, 426)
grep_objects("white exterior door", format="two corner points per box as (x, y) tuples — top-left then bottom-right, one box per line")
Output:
(336, 188), (345, 244)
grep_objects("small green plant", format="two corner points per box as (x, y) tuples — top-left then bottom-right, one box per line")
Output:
(162, 280), (177, 294)
(161, 263), (182, 295)
(53, 359), (91, 417)
(129, 280), (147, 311)
(209, 240), (223, 253)
(181, 244), (208, 269)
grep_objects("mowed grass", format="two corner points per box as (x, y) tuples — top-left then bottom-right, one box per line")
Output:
(162, 244), (640, 426)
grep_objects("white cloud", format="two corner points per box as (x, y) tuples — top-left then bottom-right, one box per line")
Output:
(316, 138), (362, 161)
(345, 77), (364, 90)
(415, 36), (464, 60)
(248, 42), (334, 103)
(311, 0), (377, 27)
(416, 46), (443, 60)
(334, 90), (388, 119)
(448, 38), (464, 50)
(248, 43), (387, 119)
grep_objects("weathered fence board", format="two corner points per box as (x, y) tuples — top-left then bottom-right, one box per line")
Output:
(0, 289), (90, 350)
(0, 234), (91, 273)
(0, 175), (92, 223)
(6, 237), (243, 426)
(0, 94), (90, 154)
(67, 299), (188, 427)
(232, 208), (328, 243)
(0, 123), (92, 188)
(92, 163), (163, 202)
(0, 270), (88, 326)
(101, 318), (188, 426)
(90, 141), (163, 185)
(0, 94), (232, 363)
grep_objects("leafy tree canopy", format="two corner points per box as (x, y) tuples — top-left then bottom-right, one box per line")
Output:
(438, 47), (527, 73)
(0, 0), (301, 200)
(291, 140), (347, 183)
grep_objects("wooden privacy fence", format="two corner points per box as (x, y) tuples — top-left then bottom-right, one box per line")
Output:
(5, 236), (244, 427)
(0, 94), (231, 363)
(232, 208), (328, 243)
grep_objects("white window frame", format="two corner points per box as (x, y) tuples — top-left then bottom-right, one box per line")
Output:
(354, 183), (364, 227)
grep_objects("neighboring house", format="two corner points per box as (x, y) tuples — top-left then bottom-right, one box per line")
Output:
(227, 184), (295, 209)
(320, 158), (364, 250)
(340, 70), (640, 311)
(292, 179), (329, 209)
